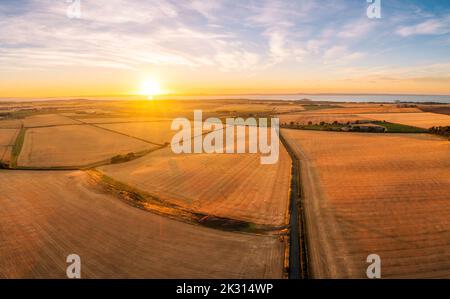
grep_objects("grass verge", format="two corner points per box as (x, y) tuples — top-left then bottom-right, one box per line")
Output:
(10, 126), (26, 168)
(302, 104), (342, 111)
(372, 121), (428, 133)
(87, 169), (284, 234)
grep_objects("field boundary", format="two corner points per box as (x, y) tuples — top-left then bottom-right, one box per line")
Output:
(87, 169), (289, 235)
(10, 125), (26, 168)
(279, 132), (310, 279)
(9, 146), (166, 171)
(281, 121), (428, 134)
(63, 114), (167, 146)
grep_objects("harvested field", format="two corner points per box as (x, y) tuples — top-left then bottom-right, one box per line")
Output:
(0, 128), (19, 146)
(0, 146), (12, 165)
(361, 112), (450, 129)
(99, 144), (292, 227)
(23, 114), (81, 127)
(0, 129), (19, 165)
(282, 129), (450, 278)
(17, 125), (157, 167)
(271, 104), (306, 113)
(213, 103), (304, 114)
(278, 113), (370, 125)
(76, 117), (172, 124)
(97, 120), (225, 145)
(97, 121), (177, 145)
(316, 105), (421, 114)
(419, 104), (450, 116)
(0, 170), (284, 278)
(0, 119), (22, 129)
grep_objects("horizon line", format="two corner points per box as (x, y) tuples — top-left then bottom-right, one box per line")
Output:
(2, 92), (450, 99)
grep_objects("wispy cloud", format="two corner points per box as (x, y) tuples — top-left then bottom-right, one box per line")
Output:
(337, 19), (375, 39)
(0, 0), (267, 72)
(396, 15), (450, 36)
(323, 46), (366, 65)
(0, 0), (450, 94)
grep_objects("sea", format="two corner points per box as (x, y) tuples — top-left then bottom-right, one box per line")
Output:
(1, 94), (450, 103)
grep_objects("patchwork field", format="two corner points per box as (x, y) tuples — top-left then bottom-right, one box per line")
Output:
(2, 98), (450, 279)
(361, 112), (450, 129)
(99, 145), (291, 227)
(282, 129), (450, 278)
(0, 170), (284, 278)
(17, 125), (157, 167)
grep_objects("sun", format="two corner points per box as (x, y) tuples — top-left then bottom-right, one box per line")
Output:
(139, 79), (163, 100)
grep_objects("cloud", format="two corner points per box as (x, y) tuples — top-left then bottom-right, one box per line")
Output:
(396, 15), (450, 36)
(0, 0), (449, 84)
(337, 19), (375, 38)
(188, 0), (223, 21)
(323, 46), (366, 64)
(339, 62), (450, 83)
(243, 0), (318, 65)
(0, 0), (264, 72)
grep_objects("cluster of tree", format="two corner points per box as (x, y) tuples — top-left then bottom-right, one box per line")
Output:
(283, 120), (349, 127)
(281, 121), (345, 132)
(396, 104), (417, 108)
(429, 126), (450, 138)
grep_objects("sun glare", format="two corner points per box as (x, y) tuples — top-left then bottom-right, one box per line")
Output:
(139, 79), (163, 100)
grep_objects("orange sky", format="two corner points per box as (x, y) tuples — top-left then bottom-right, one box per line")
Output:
(2, 70), (450, 97)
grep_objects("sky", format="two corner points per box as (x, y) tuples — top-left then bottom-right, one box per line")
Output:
(1, 0), (450, 97)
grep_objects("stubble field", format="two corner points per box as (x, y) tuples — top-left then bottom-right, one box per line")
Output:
(361, 112), (450, 129)
(0, 128), (18, 164)
(96, 120), (213, 145)
(282, 129), (450, 278)
(23, 114), (81, 127)
(0, 170), (285, 278)
(17, 125), (156, 167)
(316, 104), (421, 114)
(99, 143), (292, 227)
